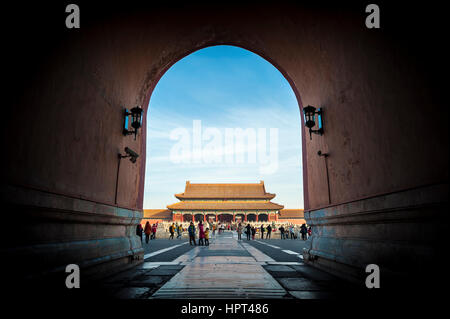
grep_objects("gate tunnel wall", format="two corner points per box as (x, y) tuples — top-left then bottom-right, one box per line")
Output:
(2, 2), (448, 289)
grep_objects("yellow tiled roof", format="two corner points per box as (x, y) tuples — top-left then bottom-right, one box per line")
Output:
(167, 201), (284, 210)
(175, 181), (275, 199)
(143, 209), (172, 219)
(279, 209), (304, 218)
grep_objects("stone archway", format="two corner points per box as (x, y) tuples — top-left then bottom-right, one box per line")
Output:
(258, 214), (268, 222)
(218, 214), (233, 223)
(194, 214), (205, 222)
(3, 3), (446, 294)
(206, 214), (216, 223)
(235, 214), (245, 223)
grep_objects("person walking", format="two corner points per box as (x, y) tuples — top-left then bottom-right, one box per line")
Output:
(245, 223), (251, 240)
(136, 223), (143, 243)
(260, 224), (265, 239)
(176, 224), (182, 239)
(251, 226), (256, 240)
(188, 222), (196, 246)
(169, 223), (175, 239)
(205, 228), (210, 246)
(198, 221), (205, 246)
(279, 225), (285, 239)
(307, 226), (312, 238)
(266, 224), (272, 239)
(289, 225), (295, 239)
(300, 223), (308, 241)
(144, 221), (151, 244)
(237, 223), (243, 240)
(151, 224), (157, 240)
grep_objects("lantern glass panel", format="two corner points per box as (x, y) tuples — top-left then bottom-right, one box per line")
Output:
(131, 107), (142, 129)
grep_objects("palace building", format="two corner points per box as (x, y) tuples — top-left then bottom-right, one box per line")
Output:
(141, 181), (306, 225)
(167, 181), (283, 222)
(168, 181), (283, 223)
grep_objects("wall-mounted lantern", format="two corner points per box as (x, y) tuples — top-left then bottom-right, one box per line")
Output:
(123, 106), (143, 140)
(303, 105), (324, 140)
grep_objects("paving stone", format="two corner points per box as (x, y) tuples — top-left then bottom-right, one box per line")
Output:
(265, 265), (296, 272)
(289, 265), (338, 281)
(289, 291), (337, 299)
(155, 265), (184, 271)
(114, 287), (151, 299)
(129, 275), (173, 287)
(277, 277), (322, 291)
(146, 267), (182, 276)
(268, 271), (302, 278)
(103, 269), (143, 283)
(197, 250), (251, 257)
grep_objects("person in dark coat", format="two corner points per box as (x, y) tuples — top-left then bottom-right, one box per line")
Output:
(300, 224), (308, 241)
(188, 222), (196, 246)
(136, 223), (143, 243)
(251, 226), (256, 240)
(279, 225), (285, 239)
(245, 224), (251, 240)
(266, 225), (272, 239)
(260, 224), (265, 239)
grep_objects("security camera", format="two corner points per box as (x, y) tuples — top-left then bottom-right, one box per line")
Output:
(318, 150), (329, 157)
(119, 147), (139, 163)
(125, 147), (139, 159)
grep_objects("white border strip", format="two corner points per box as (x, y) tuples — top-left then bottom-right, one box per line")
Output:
(144, 242), (189, 260)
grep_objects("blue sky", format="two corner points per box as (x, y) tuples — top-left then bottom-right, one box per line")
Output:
(144, 45), (303, 208)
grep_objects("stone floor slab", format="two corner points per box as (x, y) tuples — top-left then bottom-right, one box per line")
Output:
(129, 275), (170, 286)
(114, 287), (151, 299)
(290, 265), (339, 281)
(289, 291), (337, 299)
(277, 277), (323, 291)
(146, 267), (182, 276)
(152, 257), (286, 298)
(103, 269), (143, 283)
(265, 265), (297, 272)
(192, 256), (256, 264)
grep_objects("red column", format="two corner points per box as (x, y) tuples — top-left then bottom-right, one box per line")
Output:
(233, 213), (235, 222)
(215, 214), (218, 222)
(204, 214), (206, 222)
(244, 213), (247, 222)
(256, 214), (258, 222)
(192, 214), (194, 222)
(275, 212), (278, 221)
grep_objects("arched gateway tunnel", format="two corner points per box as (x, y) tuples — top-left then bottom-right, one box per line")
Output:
(2, 1), (448, 299)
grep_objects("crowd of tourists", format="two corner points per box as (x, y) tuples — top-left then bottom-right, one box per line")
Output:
(236, 222), (311, 241)
(136, 220), (311, 244)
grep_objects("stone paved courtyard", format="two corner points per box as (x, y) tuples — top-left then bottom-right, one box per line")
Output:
(93, 232), (365, 299)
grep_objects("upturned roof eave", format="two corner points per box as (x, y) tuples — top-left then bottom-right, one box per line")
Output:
(174, 194), (276, 199)
(166, 203), (284, 210)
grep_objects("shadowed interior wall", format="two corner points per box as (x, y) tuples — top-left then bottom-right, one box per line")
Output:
(2, 2), (448, 291)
